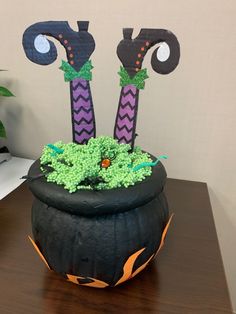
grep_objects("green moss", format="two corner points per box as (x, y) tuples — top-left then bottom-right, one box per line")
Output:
(40, 136), (152, 193)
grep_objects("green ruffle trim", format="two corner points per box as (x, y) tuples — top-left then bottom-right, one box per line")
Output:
(59, 60), (93, 82)
(118, 66), (149, 90)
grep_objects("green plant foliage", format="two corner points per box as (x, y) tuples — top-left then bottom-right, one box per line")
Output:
(40, 136), (153, 192)
(0, 86), (14, 97)
(0, 80), (14, 138)
(0, 120), (6, 138)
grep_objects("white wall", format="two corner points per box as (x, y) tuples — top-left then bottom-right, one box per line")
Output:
(0, 0), (235, 310)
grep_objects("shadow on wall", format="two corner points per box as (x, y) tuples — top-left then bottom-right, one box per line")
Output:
(208, 187), (236, 311)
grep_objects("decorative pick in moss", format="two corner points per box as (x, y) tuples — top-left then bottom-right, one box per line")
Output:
(114, 28), (180, 149)
(22, 21), (96, 144)
(132, 155), (168, 172)
(47, 144), (64, 155)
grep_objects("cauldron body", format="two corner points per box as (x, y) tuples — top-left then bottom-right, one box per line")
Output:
(28, 157), (169, 287)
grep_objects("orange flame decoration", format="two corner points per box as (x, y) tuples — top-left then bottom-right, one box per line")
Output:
(28, 236), (51, 270)
(28, 215), (173, 288)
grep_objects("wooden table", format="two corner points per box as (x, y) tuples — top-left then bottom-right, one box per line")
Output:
(0, 180), (232, 314)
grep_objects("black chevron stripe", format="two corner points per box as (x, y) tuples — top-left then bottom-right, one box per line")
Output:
(120, 101), (136, 110)
(75, 128), (95, 136)
(72, 81), (88, 91)
(73, 106), (92, 114)
(116, 124), (133, 133)
(122, 89), (136, 98)
(117, 135), (132, 144)
(79, 138), (89, 144)
(72, 94), (90, 103)
(117, 113), (135, 122)
(73, 117), (94, 125)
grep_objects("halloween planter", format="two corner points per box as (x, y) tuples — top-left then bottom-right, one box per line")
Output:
(28, 156), (169, 287)
(22, 21), (180, 287)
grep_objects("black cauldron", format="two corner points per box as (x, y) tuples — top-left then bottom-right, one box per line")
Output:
(28, 156), (169, 287)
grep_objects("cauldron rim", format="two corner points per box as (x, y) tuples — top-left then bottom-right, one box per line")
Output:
(28, 153), (167, 216)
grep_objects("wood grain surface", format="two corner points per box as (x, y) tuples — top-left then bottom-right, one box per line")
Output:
(0, 180), (233, 314)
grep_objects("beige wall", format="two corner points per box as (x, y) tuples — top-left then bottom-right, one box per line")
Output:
(0, 0), (235, 310)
